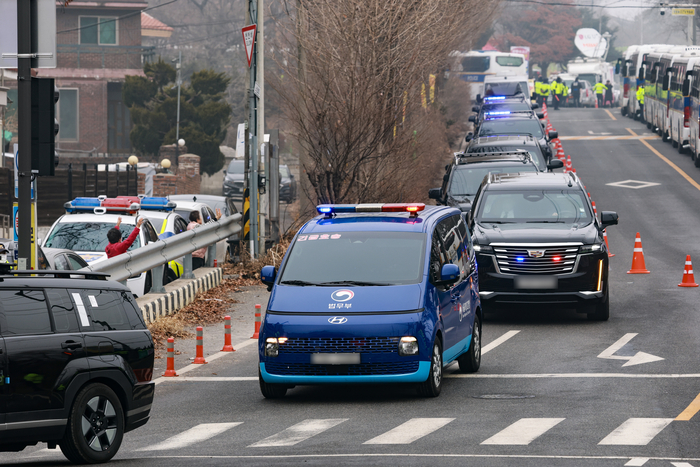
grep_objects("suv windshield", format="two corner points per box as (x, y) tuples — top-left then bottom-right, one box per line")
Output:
(479, 119), (544, 138)
(280, 231), (426, 286)
(450, 164), (538, 197)
(44, 222), (141, 252)
(476, 190), (592, 224)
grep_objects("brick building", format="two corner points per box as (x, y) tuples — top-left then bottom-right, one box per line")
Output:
(36, 1), (168, 159)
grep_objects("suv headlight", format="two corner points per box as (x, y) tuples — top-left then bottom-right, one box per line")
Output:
(473, 244), (494, 254)
(579, 243), (603, 254)
(398, 336), (419, 356)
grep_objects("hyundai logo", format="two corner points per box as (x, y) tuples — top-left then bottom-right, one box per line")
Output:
(328, 316), (348, 324)
(331, 289), (354, 302)
(528, 249), (546, 258)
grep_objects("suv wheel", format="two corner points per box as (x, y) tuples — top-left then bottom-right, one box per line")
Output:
(60, 383), (124, 464)
(458, 314), (481, 373)
(259, 369), (287, 399)
(587, 294), (610, 321)
(417, 339), (442, 397)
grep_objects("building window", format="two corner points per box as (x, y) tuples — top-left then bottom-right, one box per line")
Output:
(80, 16), (117, 45)
(58, 89), (78, 141)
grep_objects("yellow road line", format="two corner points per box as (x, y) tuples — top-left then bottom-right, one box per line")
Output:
(676, 392), (700, 421)
(626, 128), (700, 192)
(604, 109), (617, 121)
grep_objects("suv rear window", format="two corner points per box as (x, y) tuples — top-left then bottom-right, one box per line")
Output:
(45, 222), (141, 252)
(0, 289), (51, 336)
(451, 164), (538, 196)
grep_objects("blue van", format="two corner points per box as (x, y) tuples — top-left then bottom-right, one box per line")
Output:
(258, 203), (482, 398)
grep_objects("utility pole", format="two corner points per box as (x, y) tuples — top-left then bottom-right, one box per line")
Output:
(17, 0), (32, 269)
(257, 0), (266, 255)
(174, 50), (182, 160)
(247, 0), (259, 257)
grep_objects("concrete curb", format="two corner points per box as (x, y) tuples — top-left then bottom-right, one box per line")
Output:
(136, 267), (223, 324)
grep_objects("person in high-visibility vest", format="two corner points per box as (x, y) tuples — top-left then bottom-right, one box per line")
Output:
(541, 78), (550, 107)
(534, 78), (543, 106)
(552, 77), (563, 110)
(593, 80), (607, 108)
(636, 86), (645, 122)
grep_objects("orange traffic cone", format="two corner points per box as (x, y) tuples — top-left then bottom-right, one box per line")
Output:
(627, 232), (650, 274)
(678, 255), (699, 287)
(557, 145), (565, 160)
(603, 230), (614, 257)
(595, 95), (598, 108)
(566, 155), (573, 171)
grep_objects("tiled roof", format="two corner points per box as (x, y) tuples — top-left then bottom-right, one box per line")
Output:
(141, 12), (173, 32)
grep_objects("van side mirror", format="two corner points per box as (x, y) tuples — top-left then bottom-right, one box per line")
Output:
(468, 115), (476, 123)
(472, 105), (480, 112)
(683, 78), (691, 96)
(548, 130), (558, 140)
(439, 263), (460, 285)
(547, 159), (564, 170)
(428, 187), (443, 201)
(600, 211), (619, 229)
(261, 265), (277, 291)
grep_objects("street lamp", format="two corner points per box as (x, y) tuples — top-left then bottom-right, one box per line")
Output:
(172, 51), (182, 160)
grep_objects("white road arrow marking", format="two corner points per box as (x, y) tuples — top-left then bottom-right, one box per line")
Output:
(586, 130), (612, 135)
(598, 333), (664, 367)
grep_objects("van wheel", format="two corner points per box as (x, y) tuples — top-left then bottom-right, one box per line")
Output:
(417, 339), (442, 397)
(663, 130), (670, 142)
(458, 314), (481, 373)
(695, 152), (700, 167)
(259, 369), (287, 399)
(60, 383), (124, 464)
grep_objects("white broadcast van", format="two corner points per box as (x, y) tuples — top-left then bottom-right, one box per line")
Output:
(566, 57), (620, 106)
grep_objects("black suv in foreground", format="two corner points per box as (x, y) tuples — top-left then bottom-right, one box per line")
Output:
(468, 172), (618, 320)
(0, 272), (155, 463)
(430, 151), (541, 215)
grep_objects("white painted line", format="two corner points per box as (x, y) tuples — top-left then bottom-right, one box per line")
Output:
(363, 418), (454, 445)
(153, 339), (257, 385)
(598, 418), (674, 445)
(482, 330), (520, 355)
(625, 458), (649, 466)
(138, 422), (243, 451)
(249, 419), (348, 447)
(446, 373), (700, 379)
(481, 418), (565, 445)
(671, 463), (696, 467)
(158, 376), (258, 382)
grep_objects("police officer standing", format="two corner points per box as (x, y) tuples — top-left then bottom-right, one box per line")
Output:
(541, 77), (550, 108)
(570, 77), (581, 108)
(534, 77), (543, 106)
(552, 76), (563, 110)
(636, 85), (645, 122)
(593, 80), (607, 108)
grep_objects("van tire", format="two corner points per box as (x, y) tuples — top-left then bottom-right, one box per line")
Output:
(60, 383), (124, 464)
(417, 339), (442, 397)
(458, 315), (481, 373)
(259, 369), (287, 399)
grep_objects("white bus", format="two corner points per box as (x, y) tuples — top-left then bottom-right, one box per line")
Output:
(687, 61), (700, 165)
(450, 50), (528, 102)
(666, 51), (700, 154)
(642, 46), (684, 133)
(617, 44), (664, 118)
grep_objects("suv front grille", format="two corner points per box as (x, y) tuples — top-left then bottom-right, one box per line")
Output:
(493, 245), (579, 274)
(280, 337), (400, 354)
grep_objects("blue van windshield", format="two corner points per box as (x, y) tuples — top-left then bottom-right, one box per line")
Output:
(280, 231), (426, 286)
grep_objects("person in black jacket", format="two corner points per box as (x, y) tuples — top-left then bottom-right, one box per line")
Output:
(570, 77), (581, 108)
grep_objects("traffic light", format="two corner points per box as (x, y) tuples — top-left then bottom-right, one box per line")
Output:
(31, 77), (59, 176)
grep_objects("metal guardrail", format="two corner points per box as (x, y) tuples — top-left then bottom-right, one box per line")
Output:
(78, 214), (242, 284)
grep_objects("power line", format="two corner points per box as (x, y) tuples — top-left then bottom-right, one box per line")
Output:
(57, 0), (179, 34)
(502, 0), (668, 7)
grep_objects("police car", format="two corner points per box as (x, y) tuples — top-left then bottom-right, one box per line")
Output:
(138, 200), (189, 280)
(258, 203), (482, 398)
(42, 196), (170, 297)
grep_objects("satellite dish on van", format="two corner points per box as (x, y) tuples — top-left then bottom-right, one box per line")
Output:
(575, 28), (607, 58)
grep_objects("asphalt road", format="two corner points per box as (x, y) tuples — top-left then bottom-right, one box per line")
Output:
(4, 108), (700, 466)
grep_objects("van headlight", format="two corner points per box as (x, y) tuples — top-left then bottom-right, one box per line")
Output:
(398, 336), (419, 356)
(265, 338), (279, 357)
(580, 243), (603, 254)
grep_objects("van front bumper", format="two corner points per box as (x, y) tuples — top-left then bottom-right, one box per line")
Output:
(259, 361), (431, 384)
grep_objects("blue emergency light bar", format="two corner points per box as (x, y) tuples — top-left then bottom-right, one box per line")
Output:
(64, 197), (141, 214)
(140, 197), (176, 211)
(316, 203), (425, 217)
(483, 96), (506, 101)
(486, 111), (511, 116)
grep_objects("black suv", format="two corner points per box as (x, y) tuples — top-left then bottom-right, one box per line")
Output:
(468, 98), (544, 135)
(0, 272), (155, 463)
(473, 114), (557, 161)
(429, 151), (542, 215)
(465, 135), (563, 172)
(468, 172), (618, 320)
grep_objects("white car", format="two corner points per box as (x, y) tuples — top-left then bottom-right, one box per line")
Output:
(171, 200), (227, 265)
(42, 197), (162, 297)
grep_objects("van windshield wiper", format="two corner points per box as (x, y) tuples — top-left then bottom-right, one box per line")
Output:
(480, 220), (515, 224)
(280, 280), (320, 286)
(319, 280), (390, 287)
(526, 220), (565, 223)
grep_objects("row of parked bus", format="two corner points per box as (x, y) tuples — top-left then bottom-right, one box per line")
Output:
(618, 44), (700, 166)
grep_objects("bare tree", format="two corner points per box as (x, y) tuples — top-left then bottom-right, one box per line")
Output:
(269, 0), (499, 207)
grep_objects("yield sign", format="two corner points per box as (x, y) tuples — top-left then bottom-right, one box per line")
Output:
(242, 24), (257, 68)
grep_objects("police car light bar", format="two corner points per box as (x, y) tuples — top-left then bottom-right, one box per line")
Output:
(139, 196), (176, 211)
(483, 96), (506, 101)
(64, 197), (140, 215)
(316, 203), (425, 216)
(486, 111), (511, 116)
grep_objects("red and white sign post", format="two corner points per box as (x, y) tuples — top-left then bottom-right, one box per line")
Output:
(242, 25), (257, 68)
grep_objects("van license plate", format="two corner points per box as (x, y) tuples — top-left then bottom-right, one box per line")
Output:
(515, 276), (558, 289)
(311, 353), (361, 365)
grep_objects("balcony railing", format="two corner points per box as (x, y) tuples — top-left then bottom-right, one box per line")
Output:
(57, 44), (156, 69)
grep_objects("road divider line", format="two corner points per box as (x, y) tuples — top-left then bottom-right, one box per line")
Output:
(598, 418), (673, 445)
(482, 330), (520, 355)
(604, 109), (617, 120)
(249, 419), (348, 447)
(481, 418), (565, 445)
(153, 339), (257, 385)
(559, 135), (659, 141)
(627, 128), (700, 192)
(446, 373), (700, 379)
(676, 392), (700, 421)
(363, 418), (454, 445)
(137, 423), (243, 451)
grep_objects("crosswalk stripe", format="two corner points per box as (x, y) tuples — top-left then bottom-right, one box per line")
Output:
(363, 418), (454, 445)
(481, 418), (565, 445)
(137, 422), (242, 451)
(598, 418), (674, 445)
(671, 463), (696, 467)
(624, 458), (649, 466)
(249, 419), (348, 447)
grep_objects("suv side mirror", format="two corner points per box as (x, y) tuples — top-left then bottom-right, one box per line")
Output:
(468, 115), (476, 123)
(465, 132), (474, 143)
(548, 130), (558, 140)
(683, 78), (691, 96)
(439, 263), (460, 285)
(531, 103), (539, 109)
(600, 211), (619, 229)
(536, 111), (545, 119)
(428, 187), (443, 201)
(547, 159), (564, 170)
(472, 105), (480, 112)
(261, 265), (277, 291)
